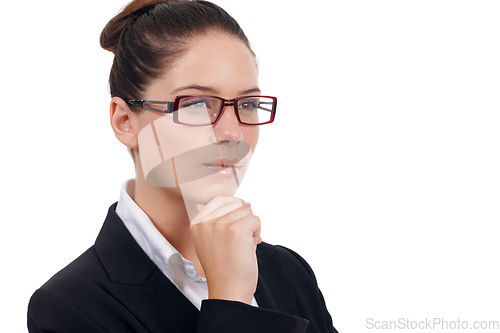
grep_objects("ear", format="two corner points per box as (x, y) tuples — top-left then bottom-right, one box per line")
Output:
(110, 97), (138, 149)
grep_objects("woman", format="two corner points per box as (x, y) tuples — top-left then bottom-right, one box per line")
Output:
(27, 1), (338, 332)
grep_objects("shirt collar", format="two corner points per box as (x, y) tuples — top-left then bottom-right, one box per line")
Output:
(115, 179), (192, 281)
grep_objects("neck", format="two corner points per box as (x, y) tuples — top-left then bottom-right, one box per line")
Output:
(134, 180), (189, 226)
(132, 168), (205, 277)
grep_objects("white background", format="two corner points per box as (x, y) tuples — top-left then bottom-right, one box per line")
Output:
(1, 1), (499, 332)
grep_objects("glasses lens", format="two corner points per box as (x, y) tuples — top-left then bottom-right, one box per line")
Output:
(237, 97), (275, 124)
(176, 96), (222, 125)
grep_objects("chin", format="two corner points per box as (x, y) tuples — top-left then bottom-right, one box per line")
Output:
(178, 175), (240, 205)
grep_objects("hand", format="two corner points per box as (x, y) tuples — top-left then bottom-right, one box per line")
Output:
(190, 196), (262, 305)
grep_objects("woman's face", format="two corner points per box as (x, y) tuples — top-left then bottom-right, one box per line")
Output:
(131, 31), (260, 204)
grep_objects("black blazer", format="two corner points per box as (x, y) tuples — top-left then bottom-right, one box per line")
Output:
(28, 203), (338, 333)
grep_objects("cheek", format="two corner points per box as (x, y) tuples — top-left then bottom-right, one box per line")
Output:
(135, 112), (161, 132)
(137, 118), (218, 187)
(147, 117), (214, 158)
(243, 126), (259, 151)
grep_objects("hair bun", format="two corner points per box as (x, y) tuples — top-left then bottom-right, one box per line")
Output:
(100, 0), (179, 53)
(101, 0), (251, 103)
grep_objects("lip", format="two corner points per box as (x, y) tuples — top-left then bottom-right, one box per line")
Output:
(204, 158), (243, 167)
(204, 158), (243, 176)
(204, 165), (240, 176)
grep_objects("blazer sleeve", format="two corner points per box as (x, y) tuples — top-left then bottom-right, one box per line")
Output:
(197, 299), (309, 333)
(28, 288), (107, 333)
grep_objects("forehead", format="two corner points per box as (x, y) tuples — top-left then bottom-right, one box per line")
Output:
(148, 32), (259, 98)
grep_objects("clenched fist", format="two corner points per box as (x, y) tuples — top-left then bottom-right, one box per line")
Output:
(190, 196), (262, 305)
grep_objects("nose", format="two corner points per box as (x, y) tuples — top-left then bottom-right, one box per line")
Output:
(212, 103), (243, 143)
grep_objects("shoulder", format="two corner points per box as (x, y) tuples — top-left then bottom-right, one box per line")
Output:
(257, 242), (319, 284)
(35, 246), (106, 295)
(28, 246), (109, 332)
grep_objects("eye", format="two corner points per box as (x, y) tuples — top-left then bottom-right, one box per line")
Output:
(239, 99), (259, 110)
(179, 97), (209, 109)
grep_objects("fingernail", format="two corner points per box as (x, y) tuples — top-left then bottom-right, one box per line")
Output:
(241, 199), (251, 207)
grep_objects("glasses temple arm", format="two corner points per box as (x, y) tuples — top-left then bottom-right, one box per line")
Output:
(126, 99), (175, 114)
(257, 101), (274, 112)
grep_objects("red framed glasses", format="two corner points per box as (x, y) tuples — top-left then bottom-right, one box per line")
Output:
(126, 95), (277, 126)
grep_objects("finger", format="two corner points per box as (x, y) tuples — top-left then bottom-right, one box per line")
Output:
(196, 201), (243, 223)
(195, 196), (240, 219)
(202, 196), (242, 213)
(192, 196), (245, 224)
(237, 215), (262, 248)
(253, 235), (263, 247)
(214, 205), (254, 225)
(233, 215), (261, 239)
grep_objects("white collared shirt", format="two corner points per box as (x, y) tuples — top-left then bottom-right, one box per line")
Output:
(115, 179), (258, 310)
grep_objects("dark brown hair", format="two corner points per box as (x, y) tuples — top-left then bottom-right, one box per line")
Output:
(100, 0), (253, 102)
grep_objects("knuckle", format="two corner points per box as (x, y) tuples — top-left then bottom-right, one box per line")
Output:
(226, 222), (241, 235)
(238, 205), (253, 215)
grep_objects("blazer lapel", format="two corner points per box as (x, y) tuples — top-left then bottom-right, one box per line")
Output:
(95, 203), (199, 332)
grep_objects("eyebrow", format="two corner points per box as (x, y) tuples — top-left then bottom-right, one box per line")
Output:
(171, 85), (262, 96)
